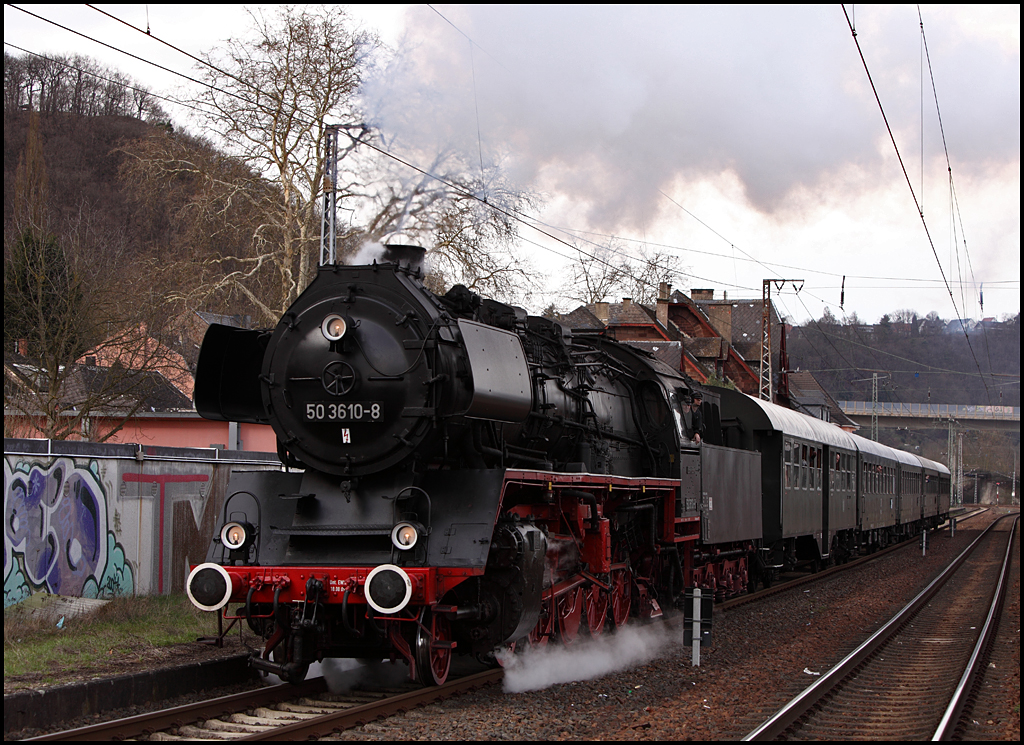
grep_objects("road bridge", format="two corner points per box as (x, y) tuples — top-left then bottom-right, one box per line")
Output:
(838, 401), (1020, 432)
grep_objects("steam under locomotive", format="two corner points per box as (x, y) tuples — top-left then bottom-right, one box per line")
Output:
(187, 245), (950, 685)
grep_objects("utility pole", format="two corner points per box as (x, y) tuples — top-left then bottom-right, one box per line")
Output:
(947, 418), (955, 507)
(320, 124), (340, 266)
(760, 279), (803, 402)
(871, 373), (879, 441)
(957, 431), (964, 507)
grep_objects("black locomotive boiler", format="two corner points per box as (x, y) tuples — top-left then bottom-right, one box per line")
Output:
(187, 245), (948, 685)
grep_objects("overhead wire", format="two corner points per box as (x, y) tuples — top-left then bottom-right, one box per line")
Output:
(840, 4), (992, 403)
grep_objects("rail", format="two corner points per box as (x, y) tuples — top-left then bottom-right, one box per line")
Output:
(742, 513), (1018, 741)
(933, 514), (1019, 740)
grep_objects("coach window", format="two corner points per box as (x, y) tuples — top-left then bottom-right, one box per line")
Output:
(786, 442), (794, 489)
(801, 445), (809, 489)
(791, 444), (798, 488)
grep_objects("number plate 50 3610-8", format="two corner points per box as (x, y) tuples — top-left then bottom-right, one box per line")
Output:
(305, 402), (382, 421)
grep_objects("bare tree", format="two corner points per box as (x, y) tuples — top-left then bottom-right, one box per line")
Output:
(119, 128), (289, 324)
(190, 6), (370, 312)
(4, 51), (167, 121)
(122, 6), (536, 320)
(566, 240), (688, 306)
(4, 227), (185, 441)
(566, 239), (630, 306)
(340, 148), (536, 299)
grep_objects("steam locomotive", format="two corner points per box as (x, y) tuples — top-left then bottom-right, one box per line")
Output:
(187, 245), (950, 685)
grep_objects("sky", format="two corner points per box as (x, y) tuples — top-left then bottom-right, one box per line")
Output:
(4, 4), (1019, 324)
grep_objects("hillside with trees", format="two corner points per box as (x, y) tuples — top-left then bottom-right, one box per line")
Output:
(786, 310), (1019, 484)
(786, 310), (1020, 408)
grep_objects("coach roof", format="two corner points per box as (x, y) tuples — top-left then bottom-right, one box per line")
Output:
(726, 391), (857, 450)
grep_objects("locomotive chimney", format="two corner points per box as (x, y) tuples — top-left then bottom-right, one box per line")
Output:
(381, 244), (426, 272)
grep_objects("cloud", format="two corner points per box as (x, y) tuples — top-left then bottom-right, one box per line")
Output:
(363, 5), (1018, 232)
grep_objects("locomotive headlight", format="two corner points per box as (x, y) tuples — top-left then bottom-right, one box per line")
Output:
(391, 522), (421, 551)
(220, 521), (253, 551)
(321, 314), (348, 341)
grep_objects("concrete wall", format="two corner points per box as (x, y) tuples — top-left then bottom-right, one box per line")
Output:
(4, 438), (283, 607)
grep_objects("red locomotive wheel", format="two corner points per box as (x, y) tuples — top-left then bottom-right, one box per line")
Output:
(610, 569), (631, 628)
(415, 612), (452, 686)
(585, 584), (609, 636)
(585, 585), (606, 638)
(557, 586), (584, 645)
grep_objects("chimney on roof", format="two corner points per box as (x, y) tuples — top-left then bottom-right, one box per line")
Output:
(622, 298), (632, 307)
(706, 302), (733, 343)
(691, 289), (714, 301)
(595, 302), (610, 322)
(18, 339), (27, 356)
(657, 283), (671, 328)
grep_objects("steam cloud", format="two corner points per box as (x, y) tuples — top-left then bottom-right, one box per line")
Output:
(498, 622), (681, 693)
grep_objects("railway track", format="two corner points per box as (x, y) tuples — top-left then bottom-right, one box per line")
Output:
(743, 512), (1018, 741)
(26, 510), (993, 741)
(25, 667), (502, 741)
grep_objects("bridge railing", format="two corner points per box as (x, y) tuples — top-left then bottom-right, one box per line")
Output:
(838, 401), (1020, 421)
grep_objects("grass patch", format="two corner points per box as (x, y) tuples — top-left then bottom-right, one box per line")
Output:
(4, 594), (222, 680)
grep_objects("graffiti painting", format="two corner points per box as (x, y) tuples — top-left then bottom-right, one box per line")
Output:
(4, 457), (134, 607)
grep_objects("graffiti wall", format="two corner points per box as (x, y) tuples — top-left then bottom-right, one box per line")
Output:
(4, 440), (281, 607)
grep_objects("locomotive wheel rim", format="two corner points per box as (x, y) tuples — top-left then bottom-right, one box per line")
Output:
(415, 613), (451, 686)
(585, 585), (609, 636)
(557, 586), (584, 645)
(611, 569), (631, 628)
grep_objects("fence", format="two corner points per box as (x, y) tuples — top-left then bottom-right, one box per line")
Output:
(838, 401), (1019, 421)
